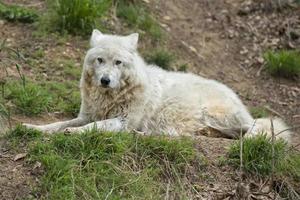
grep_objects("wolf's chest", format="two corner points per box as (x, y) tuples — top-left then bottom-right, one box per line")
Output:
(84, 91), (130, 120)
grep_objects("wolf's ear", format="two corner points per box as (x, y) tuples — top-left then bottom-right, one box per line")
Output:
(125, 33), (139, 50)
(90, 29), (103, 47)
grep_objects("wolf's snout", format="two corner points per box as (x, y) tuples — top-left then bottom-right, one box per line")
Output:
(101, 76), (110, 87)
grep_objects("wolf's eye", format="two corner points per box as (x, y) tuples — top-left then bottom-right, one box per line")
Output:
(97, 57), (104, 64)
(115, 60), (122, 65)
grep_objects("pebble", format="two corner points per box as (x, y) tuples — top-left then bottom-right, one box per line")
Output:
(163, 16), (171, 21)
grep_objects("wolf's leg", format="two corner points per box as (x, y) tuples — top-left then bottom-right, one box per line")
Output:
(64, 118), (125, 134)
(23, 117), (89, 134)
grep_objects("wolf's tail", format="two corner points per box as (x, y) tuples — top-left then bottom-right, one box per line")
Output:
(245, 117), (292, 143)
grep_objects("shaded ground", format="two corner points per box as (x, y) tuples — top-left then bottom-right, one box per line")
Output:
(0, 0), (299, 199)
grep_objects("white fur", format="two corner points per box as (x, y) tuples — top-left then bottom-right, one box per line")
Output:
(23, 30), (292, 143)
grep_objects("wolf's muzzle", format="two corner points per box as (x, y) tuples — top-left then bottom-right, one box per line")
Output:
(101, 76), (110, 87)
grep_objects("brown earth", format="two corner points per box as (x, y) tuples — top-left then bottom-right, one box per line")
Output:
(0, 0), (299, 199)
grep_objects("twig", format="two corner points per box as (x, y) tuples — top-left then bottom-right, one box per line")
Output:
(248, 119), (257, 135)
(104, 183), (114, 200)
(239, 126), (243, 180)
(256, 64), (264, 77)
(165, 179), (170, 200)
(291, 143), (300, 150)
(270, 118), (276, 200)
(263, 106), (283, 118)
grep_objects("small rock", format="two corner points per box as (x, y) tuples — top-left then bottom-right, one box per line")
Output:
(205, 18), (213, 23)
(255, 15), (261, 21)
(228, 29), (235, 38)
(244, 59), (250, 64)
(160, 23), (168, 28)
(270, 38), (280, 46)
(257, 57), (264, 64)
(240, 47), (249, 55)
(163, 16), (171, 21)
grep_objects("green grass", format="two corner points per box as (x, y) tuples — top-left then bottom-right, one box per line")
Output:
(6, 126), (203, 199)
(32, 48), (45, 59)
(249, 106), (269, 118)
(116, 3), (139, 26)
(42, 81), (81, 117)
(116, 2), (163, 40)
(139, 14), (162, 40)
(264, 50), (300, 79)
(5, 124), (42, 147)
(5, 81), (52, 116)
(58, 59), (82, 79)
(1, 79), (80, 117)
(44, 0), (111, 35)
(145, 49), (175, 70)
(227, 134), (300, 179)
(0, 2), (38, 23)
(177, 63), (189, 72)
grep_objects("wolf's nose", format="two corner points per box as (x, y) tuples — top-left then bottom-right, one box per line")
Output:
(101, 77), (110, 86)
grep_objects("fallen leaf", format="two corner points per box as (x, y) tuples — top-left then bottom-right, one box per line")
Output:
(13, 153), (27, 161)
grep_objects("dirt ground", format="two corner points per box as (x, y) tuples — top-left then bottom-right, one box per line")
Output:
(0, 0), (299, 199)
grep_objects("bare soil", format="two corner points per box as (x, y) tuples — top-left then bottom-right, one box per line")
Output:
(0, 139), (38, 200)
(0, 0), (299, 199)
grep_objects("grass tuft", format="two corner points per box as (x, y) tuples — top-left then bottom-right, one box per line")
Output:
(5, 124), (42, 148)
(145, 49), (175, 70)
(4, 127), (204, 199)
(227, 134), (300, 179)
(249, 106), (269, 118)
(116, 2), (163, 40)
(44, 0), (111, 35)
(43, 81), (80, 117)
(6, 81), (52, 116)
(0, 2), (38, 23)
(177, 63), (189, 72)
(7, 124), (42, 141)
(116, 3), (139, 26)
(264, 50), (300, 79)
(58, 91), (81, 116)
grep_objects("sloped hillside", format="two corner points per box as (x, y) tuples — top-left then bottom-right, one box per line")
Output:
(0, 0), (299, 199)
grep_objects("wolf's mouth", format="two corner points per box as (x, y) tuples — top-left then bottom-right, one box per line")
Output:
(101, 84), (109, 88)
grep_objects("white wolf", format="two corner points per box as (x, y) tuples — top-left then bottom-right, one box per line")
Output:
(23, 30), (291, 142)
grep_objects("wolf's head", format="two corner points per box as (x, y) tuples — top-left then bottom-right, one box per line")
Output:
(82, 29), (142, 90)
